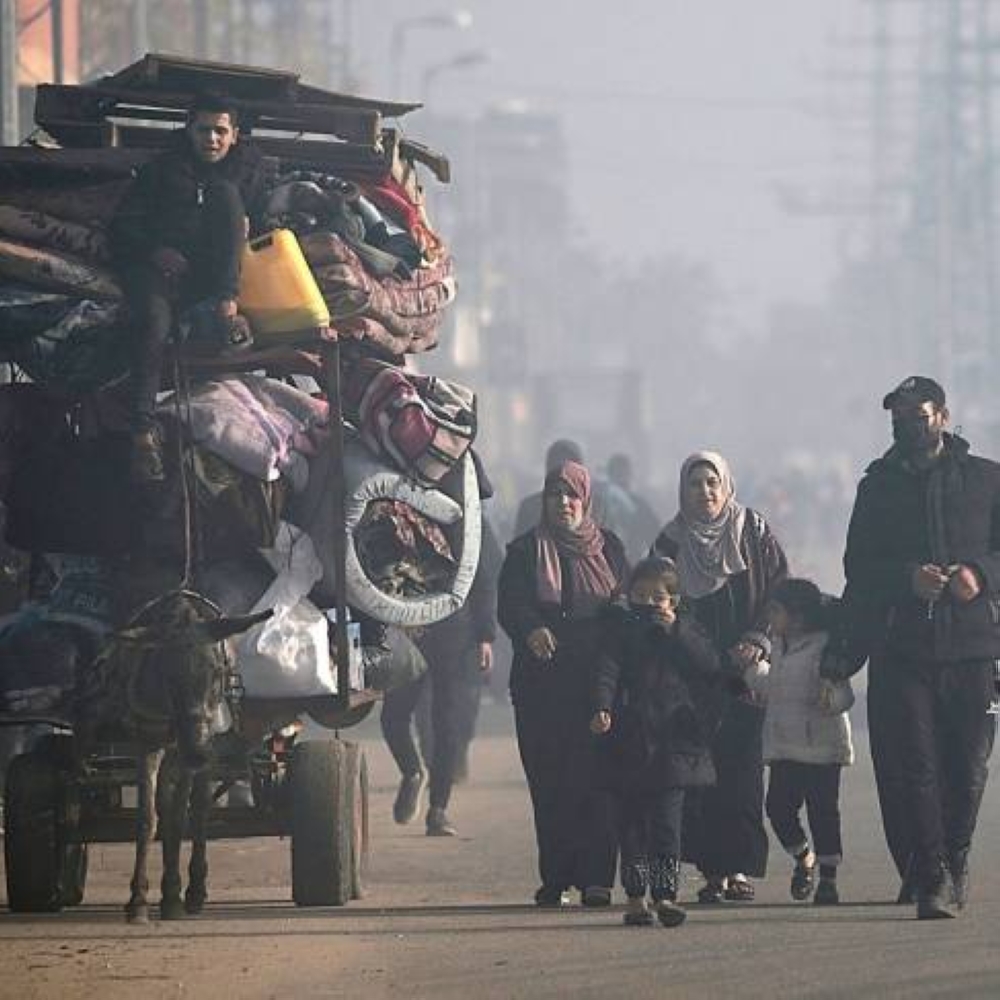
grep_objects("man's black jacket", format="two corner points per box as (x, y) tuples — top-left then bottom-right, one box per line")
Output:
(109, 131), (268, 277)
(834, 433), (1000, 668)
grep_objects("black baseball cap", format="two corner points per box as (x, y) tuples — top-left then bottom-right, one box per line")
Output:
(882, 376), (946, 411)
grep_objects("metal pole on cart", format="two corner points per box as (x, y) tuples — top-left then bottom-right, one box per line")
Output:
(322, 335), (353, 709)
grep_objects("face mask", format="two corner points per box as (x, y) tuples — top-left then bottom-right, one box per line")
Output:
(628, 603), (658, 621)
(892, 416), (941, 454)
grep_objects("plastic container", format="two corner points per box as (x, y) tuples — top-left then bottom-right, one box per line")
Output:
(237, 229), (330, 341)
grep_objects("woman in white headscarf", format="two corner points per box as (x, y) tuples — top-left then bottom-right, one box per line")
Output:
(652, 452), (788, 903)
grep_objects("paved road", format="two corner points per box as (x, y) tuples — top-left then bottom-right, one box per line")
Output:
(3, 703), (1000, 1000)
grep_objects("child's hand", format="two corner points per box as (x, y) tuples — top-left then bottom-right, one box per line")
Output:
(590, 711), (612, 735)
(650, 600), (677, 630)
(816, 679), (839, 713)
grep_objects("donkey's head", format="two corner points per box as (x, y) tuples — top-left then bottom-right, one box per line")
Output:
(115, 591), (270, 767)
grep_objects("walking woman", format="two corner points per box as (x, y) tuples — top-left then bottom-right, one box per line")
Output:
(652, 451), (788, 902)
(499, 459), (628, 907)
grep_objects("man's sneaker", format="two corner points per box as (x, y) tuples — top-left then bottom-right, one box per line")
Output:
(130, 428), (166, 484)
(426, 806), (457, 837)
(813, 879), (840, 905)
(392, 770), (426, 825)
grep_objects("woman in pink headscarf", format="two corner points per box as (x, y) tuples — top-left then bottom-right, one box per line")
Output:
(652, 451), (788, 903)
(498, 460), (629, 908)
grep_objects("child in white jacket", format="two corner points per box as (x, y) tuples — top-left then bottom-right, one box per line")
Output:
(744, 578), (854, 905)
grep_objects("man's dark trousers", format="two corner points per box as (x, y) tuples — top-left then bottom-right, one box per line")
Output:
(125, 179), (246, 430)
(884, 655), (996, 883)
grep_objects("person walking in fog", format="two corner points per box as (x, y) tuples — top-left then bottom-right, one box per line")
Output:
(590, 556), (721, 927)
(499, 460), (628, 907)
(381, 515), (503, 836)
(743, 579), (854, 906)
(822, 377), (1000, 919)
(652, 451), (788, 903)
(603, 453), (661, 563)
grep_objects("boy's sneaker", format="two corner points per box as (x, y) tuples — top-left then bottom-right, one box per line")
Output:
(790, 852), (816, 901)
(426, 807), (457, 837)
(813, 879), (840, 905)
(655, 899), (688, 927)
(130, 428), (166, 484)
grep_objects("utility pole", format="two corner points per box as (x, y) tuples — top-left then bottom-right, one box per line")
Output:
(0, 0), (17, 144)
(131, 0), (150, 62)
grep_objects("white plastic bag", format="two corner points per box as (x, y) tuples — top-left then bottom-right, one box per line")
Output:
(235, 523), (337, 698)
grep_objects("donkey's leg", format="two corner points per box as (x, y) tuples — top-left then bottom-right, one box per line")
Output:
(185, 768), (212, 914)
(158, 756), (193, 920)
(126, 748), (164, 924)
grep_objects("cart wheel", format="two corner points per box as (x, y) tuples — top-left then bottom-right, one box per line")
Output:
(289, 740), (354, 906)
(345, 744), (369, 900)
(4, 749), (81, 912)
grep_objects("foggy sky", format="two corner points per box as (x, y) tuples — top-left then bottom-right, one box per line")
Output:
(353, 0), (870, 339)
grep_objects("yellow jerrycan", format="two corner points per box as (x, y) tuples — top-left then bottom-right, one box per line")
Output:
(237, 229), (330, 342)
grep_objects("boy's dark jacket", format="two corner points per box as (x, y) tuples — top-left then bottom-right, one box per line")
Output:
(830, 432), (1000, 670)
(592, 602), (722, 793)
(109, 131), (268, 273)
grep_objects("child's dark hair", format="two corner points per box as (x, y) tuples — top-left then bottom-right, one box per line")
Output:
(187, 91), (241, 126)
(771, 577), (830, 631)
(628, 556), (680, 596)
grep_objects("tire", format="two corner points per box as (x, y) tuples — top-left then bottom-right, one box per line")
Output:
(345, 745), (369, 900)
(289, 740), (354, 906)
(3, 750), (79, 912)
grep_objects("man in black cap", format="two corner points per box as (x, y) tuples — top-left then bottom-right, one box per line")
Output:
(823, 376), (1000, 918)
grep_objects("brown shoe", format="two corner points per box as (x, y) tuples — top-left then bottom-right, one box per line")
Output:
(130, 429), (165, 483)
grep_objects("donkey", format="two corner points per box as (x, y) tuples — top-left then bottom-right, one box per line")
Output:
(77, 589), (269, 923)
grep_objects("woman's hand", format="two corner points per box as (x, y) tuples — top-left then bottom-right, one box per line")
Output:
(527, 627), (557, 661)
(590, 711), (612, 735)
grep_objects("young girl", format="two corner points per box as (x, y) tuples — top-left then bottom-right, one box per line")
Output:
(590, 557), (721, 927)
(745, 578), (854, 905)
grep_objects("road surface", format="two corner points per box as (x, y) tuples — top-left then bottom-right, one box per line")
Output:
(3, 703), (1000, 1000)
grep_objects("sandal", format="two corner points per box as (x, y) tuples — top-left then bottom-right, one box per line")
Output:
(723, 875), (755, 902)
(697, 880), (725, 904)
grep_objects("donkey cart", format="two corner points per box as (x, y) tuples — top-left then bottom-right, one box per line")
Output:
(2, 686), (376, 913)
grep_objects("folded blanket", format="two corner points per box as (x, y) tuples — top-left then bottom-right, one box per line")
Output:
(159, 374), (329, 490)
(0, 206), (109, 262)
(0, 237), (121, 300)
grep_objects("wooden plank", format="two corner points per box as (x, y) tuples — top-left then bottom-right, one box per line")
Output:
(36, 84), (382, 146)
(40, 120), (119, 149)
(400, 137), (451, 184)
(106, 52), (299, 102)
(0, 145), (150, 181)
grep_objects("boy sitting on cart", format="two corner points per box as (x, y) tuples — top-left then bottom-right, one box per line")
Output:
(110, 91), (267, 483)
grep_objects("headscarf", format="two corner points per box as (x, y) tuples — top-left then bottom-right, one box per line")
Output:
(535, 460), (618, 606)
(661, 451), (747, 599)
